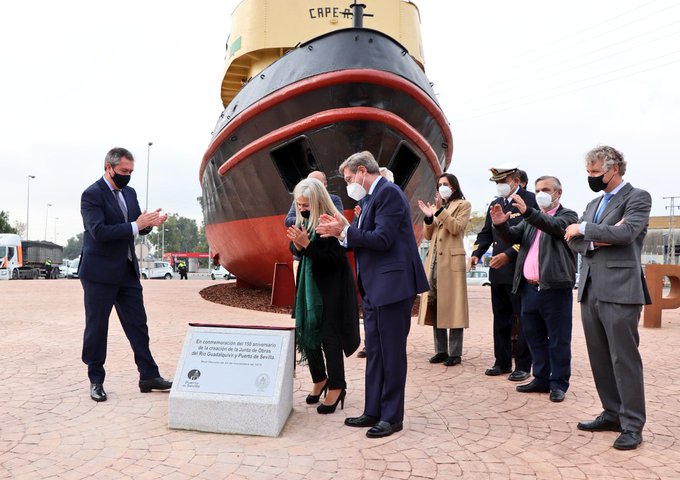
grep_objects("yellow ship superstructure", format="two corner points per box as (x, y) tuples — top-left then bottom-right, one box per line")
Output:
(221, 0), (425, 106)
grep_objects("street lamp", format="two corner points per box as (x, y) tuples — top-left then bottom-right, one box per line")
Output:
(44, 203), (52, 240)
(161, 227), (169, 259)
(26, 175), (35, 239)
(54, 217), (59, 244)
(145, 141), (153, 211)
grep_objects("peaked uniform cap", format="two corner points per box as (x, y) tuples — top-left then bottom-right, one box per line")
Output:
(489, 163), (519, 181)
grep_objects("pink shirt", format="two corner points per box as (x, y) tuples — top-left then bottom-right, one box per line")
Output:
(522, 204), (559, 282)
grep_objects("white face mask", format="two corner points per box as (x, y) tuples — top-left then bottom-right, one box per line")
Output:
(496, 182), (512, 198)
(346, 172), (367, 201)
(438, 185), (453, 200)
(536, 191), (555, 209)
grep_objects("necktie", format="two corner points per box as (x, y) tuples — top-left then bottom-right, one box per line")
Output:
(593, 193), (613, 222)
(114, 190), (133, 261)
(114, 190), (128, 222)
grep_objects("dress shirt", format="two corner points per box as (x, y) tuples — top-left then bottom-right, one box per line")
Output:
(523, 204), (559, 282)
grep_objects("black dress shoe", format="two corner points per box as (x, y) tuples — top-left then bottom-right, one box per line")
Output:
(344, 414), (379, 428)
(429, 352), (448, 364)
(613, 430), (642, 450)
(549, 389), (565, 402)
(485, 365), (512, 376)
(90, 383), (107, 402)
(516, 380), (550, 393)
(366, 421), (403, 438)
(508, 370), (530, 381)
(577, 413), (622, 432)
(139, 377), (172, 393)
(444, 356), (461, 366)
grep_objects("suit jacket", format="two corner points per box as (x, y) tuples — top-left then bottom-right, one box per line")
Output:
(346, 177), (429, 306)
(471, 187), (537, 284)
(568, 182), (651, 304)
(79, 178), (150, 284)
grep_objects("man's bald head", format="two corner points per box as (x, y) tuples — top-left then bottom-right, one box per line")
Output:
(307, 171), (327, 186)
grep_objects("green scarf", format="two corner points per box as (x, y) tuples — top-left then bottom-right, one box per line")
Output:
(294, 232), (324, 364)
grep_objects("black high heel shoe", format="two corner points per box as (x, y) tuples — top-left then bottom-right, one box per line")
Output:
(305, 381), (328, 404)
(317, 389), (346, 414)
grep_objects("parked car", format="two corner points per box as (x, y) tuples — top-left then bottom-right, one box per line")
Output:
(211, 265), (235, 280)
(141, 261), (173, 280)
(466, 269), (490, 286)
(66, 258), (80, 279)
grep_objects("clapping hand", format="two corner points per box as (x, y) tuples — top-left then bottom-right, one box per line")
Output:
(417, 200), (435, 217)
(286, 224), (310, 249)
(316, 213), (345, 238)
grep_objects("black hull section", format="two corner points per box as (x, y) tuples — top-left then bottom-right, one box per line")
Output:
(201, 28), (452, 287)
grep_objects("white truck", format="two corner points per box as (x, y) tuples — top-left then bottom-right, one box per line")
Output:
(0, 234), (63, 280)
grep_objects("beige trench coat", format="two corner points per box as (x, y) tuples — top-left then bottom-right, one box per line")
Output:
(417, 199), (471, 329)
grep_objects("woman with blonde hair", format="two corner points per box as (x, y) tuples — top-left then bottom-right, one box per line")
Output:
(287, 178), (360, 414)
(417, 173), (471, 366)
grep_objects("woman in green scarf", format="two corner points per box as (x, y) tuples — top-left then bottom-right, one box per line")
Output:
(287, 178), (360, 414)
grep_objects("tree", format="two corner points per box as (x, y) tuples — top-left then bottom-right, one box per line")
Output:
(13, 221), (26, 237)
(147, 214), (206, 255)
(0, 211), (18, 234)
(63, 232), (84, 259)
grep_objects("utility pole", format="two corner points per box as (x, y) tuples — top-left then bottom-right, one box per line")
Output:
(664, 196), (680, 264)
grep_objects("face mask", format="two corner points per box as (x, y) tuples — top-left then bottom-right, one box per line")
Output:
(346, 171), (367, 201)
(110, 169), (131, 189)
(535, 191), (555, 209)
(438, 185), (453, 200)
(299, 210), (311, 219)
(588, 172), (609, 192)
(496, 182), (512, 198)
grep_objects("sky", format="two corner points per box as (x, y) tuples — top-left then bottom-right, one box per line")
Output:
(2, 0), (679, 246)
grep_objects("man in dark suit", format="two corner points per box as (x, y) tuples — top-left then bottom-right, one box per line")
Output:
(316, 151), (429, 438)
(469, 166), (536, 381)
(79, 147), (173, 402)
(565, 145), (651, 450)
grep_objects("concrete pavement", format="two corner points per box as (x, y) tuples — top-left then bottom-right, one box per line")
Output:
(1, 279), (680, 479)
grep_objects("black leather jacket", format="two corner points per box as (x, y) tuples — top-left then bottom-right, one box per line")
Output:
(493, 205), (578, 293)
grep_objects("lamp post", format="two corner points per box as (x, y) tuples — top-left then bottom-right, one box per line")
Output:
(44, 204), (52, 240)
(145, 141), (153, 211)
(161, 227), (169, 259)
(54, 217), (59, 244)
(26, 175), (35, 239)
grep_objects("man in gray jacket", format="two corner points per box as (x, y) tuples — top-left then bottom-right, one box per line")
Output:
(491, 176), (577, 403)
(565, 145), (651, 450)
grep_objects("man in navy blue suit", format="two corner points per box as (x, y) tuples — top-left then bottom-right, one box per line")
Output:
(317, 151), (429, 438)
(79, 147), (173, 402)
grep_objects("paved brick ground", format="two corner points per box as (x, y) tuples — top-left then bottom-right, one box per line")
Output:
(1, 279), (680, 479)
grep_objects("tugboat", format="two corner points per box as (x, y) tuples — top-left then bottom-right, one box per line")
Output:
(200, 0), (452, 288)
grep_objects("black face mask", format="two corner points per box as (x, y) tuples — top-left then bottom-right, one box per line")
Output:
(588, 173), (608, 192)
(299, 210), (311, 219)
(110, 169), (131, 189)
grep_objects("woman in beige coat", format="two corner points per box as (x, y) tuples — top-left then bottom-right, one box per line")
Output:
(417, 173), (471, 366)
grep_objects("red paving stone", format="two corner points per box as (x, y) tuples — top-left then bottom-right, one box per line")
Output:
(1, 279), (680, 479)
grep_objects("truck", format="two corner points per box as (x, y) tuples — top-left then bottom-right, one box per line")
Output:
(0, 234), (64, 280)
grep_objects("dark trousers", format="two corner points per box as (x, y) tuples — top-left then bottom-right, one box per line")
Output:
(81, 261), (160, 384)
(520, 284), (573, 391)
(362, 294), (414, 424)
(581, 285), (645, 432)
(307, 311), (346, 390)
(490, 283), (531, 371)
